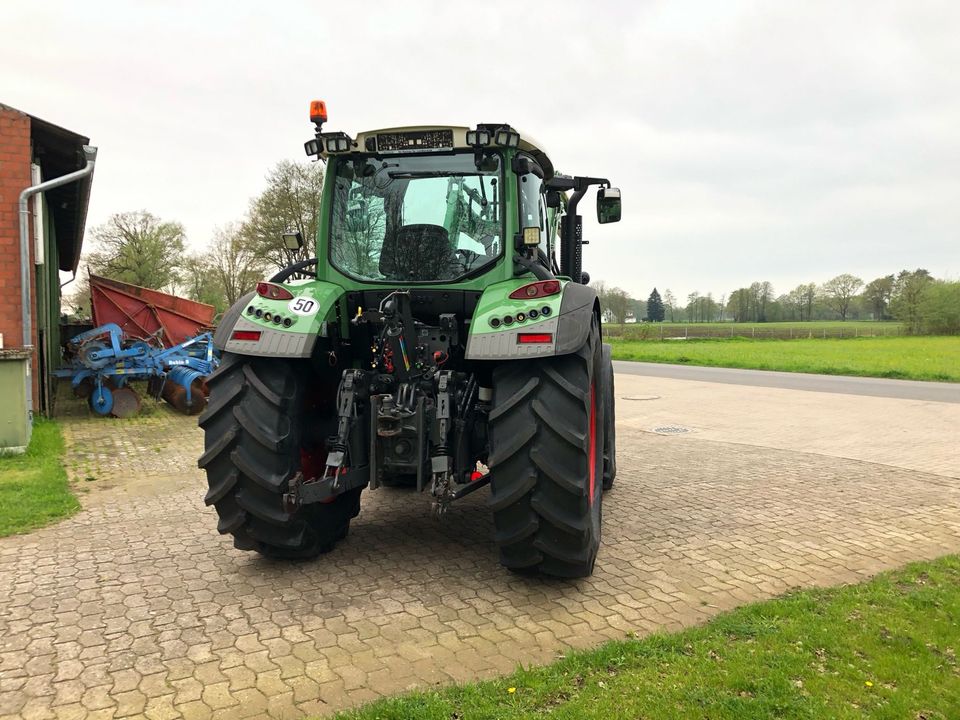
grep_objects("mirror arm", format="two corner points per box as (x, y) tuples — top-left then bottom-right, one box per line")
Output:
(546, 175), (609, 192)
(552, 176), (613, 284)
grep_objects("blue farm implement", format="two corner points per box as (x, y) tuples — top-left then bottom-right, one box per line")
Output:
(55, 323), (219, 418)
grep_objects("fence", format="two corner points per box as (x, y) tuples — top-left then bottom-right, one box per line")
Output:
(602, 324), (904, 341)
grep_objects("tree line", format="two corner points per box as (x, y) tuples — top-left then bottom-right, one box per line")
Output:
(68, 162), (958, 336)
(68, 160), (324, 316)
(597, 272), (960, 335)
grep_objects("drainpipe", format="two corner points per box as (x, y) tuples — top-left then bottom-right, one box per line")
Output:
(18, 145), (97, 348)
(18, 145), (97, 422)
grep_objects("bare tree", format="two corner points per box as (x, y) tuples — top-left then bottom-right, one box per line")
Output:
(704, 292), (717, 322)
(687, 291), (700, 322)
(590, 280), (609, 312)
(243, 160), (325, 269)
(179, 254), (222, 310)
(759, 281), (773, 321)
(85, 210), (186, 291)
(606, 287), (632, 324)
(746, 282), (773, 321)
(802, 283), (818, 321)
(663, 289), (677, 322)
(787, 285), (808, 320)
(821, 274), (863, 321)
(209, 224), (268, 306)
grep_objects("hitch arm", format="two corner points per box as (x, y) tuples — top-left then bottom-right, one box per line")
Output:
(325, 369), (366, 477)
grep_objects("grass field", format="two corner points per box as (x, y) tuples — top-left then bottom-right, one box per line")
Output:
(0, 419), (79, 536)
(615, 321), (902, 331)
(608, 336), (960, 382)
(336, 555), (960, 720)
(606, 321), (903, 341)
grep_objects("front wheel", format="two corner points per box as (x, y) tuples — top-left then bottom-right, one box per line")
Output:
(487, 319), (604, 578)
(198, 353), (361, 559)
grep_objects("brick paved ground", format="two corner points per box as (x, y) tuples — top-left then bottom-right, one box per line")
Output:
(2, 382), (959, 719)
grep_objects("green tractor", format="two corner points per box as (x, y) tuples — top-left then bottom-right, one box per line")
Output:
(200, 101), (622, 577)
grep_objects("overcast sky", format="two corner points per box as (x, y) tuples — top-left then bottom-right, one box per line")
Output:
(3, 1), (958, 302)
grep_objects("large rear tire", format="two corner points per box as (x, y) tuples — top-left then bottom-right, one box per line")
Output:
(198, 352), (361, 559)
(487, 319), (604, 578)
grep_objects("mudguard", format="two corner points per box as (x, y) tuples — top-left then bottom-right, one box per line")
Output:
(465, 278), (599, 360)
(214, 281), (344, 358)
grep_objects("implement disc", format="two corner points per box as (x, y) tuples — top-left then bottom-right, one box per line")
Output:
(162, 379), (208, 415)
(77, 341), (111, 370)
(111, 387), (142, 418)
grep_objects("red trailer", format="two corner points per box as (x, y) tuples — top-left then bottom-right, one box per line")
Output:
(89, 275), (216, 348)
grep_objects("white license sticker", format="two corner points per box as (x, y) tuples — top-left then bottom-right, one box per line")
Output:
(287, 297), (320, 316)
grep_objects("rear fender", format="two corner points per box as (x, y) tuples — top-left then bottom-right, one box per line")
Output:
(215, 280), (344, 358)
(465, 278), (599, 360)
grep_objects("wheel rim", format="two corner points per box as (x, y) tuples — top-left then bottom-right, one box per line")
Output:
(588, 380), (598, 505)
(88, 384), (114, 416)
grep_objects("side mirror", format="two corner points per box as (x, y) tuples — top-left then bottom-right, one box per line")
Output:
(597, 187), (621, 224)
(282, 229), (304, 251)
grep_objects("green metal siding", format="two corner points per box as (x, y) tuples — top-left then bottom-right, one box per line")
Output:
(33, 191), (62, 416)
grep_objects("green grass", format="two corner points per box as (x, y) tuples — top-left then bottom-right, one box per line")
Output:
(336, 556), (960, 720)
(0, 418), (79, 536)
(608, 336), (960, 382)
(617, 321), (901, 331)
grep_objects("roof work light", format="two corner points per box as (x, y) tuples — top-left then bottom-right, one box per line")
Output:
(324, 132), (352, 153)
(466, 129), (491, 146)
(495, 127), (520, 147)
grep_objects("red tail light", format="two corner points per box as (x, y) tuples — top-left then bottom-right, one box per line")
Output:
(509, 280), (561, 300)
(256, 282), (294, 301)
(231, 330), (262, 342)
(517, 333), (553, 344)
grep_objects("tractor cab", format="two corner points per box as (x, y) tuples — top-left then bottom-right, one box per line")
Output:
(303, 103), (620, 290)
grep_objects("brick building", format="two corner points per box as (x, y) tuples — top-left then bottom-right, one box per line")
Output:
(0, 103), (96, 427)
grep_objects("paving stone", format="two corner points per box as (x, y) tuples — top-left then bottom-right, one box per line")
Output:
(3, 385), (958, 718)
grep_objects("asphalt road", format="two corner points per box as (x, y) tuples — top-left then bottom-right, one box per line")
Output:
(613, 361), (960, 404)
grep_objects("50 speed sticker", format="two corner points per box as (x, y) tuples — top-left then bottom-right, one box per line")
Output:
(288, 297), (320, 316)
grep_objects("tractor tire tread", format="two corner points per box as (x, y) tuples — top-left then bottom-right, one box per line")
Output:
(197, 378), (244, 429)
(488, 320), (604, 579)
(233, 404), (289, 452)
(204, 468), (239, 506)
(200, 353), (360, 559)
